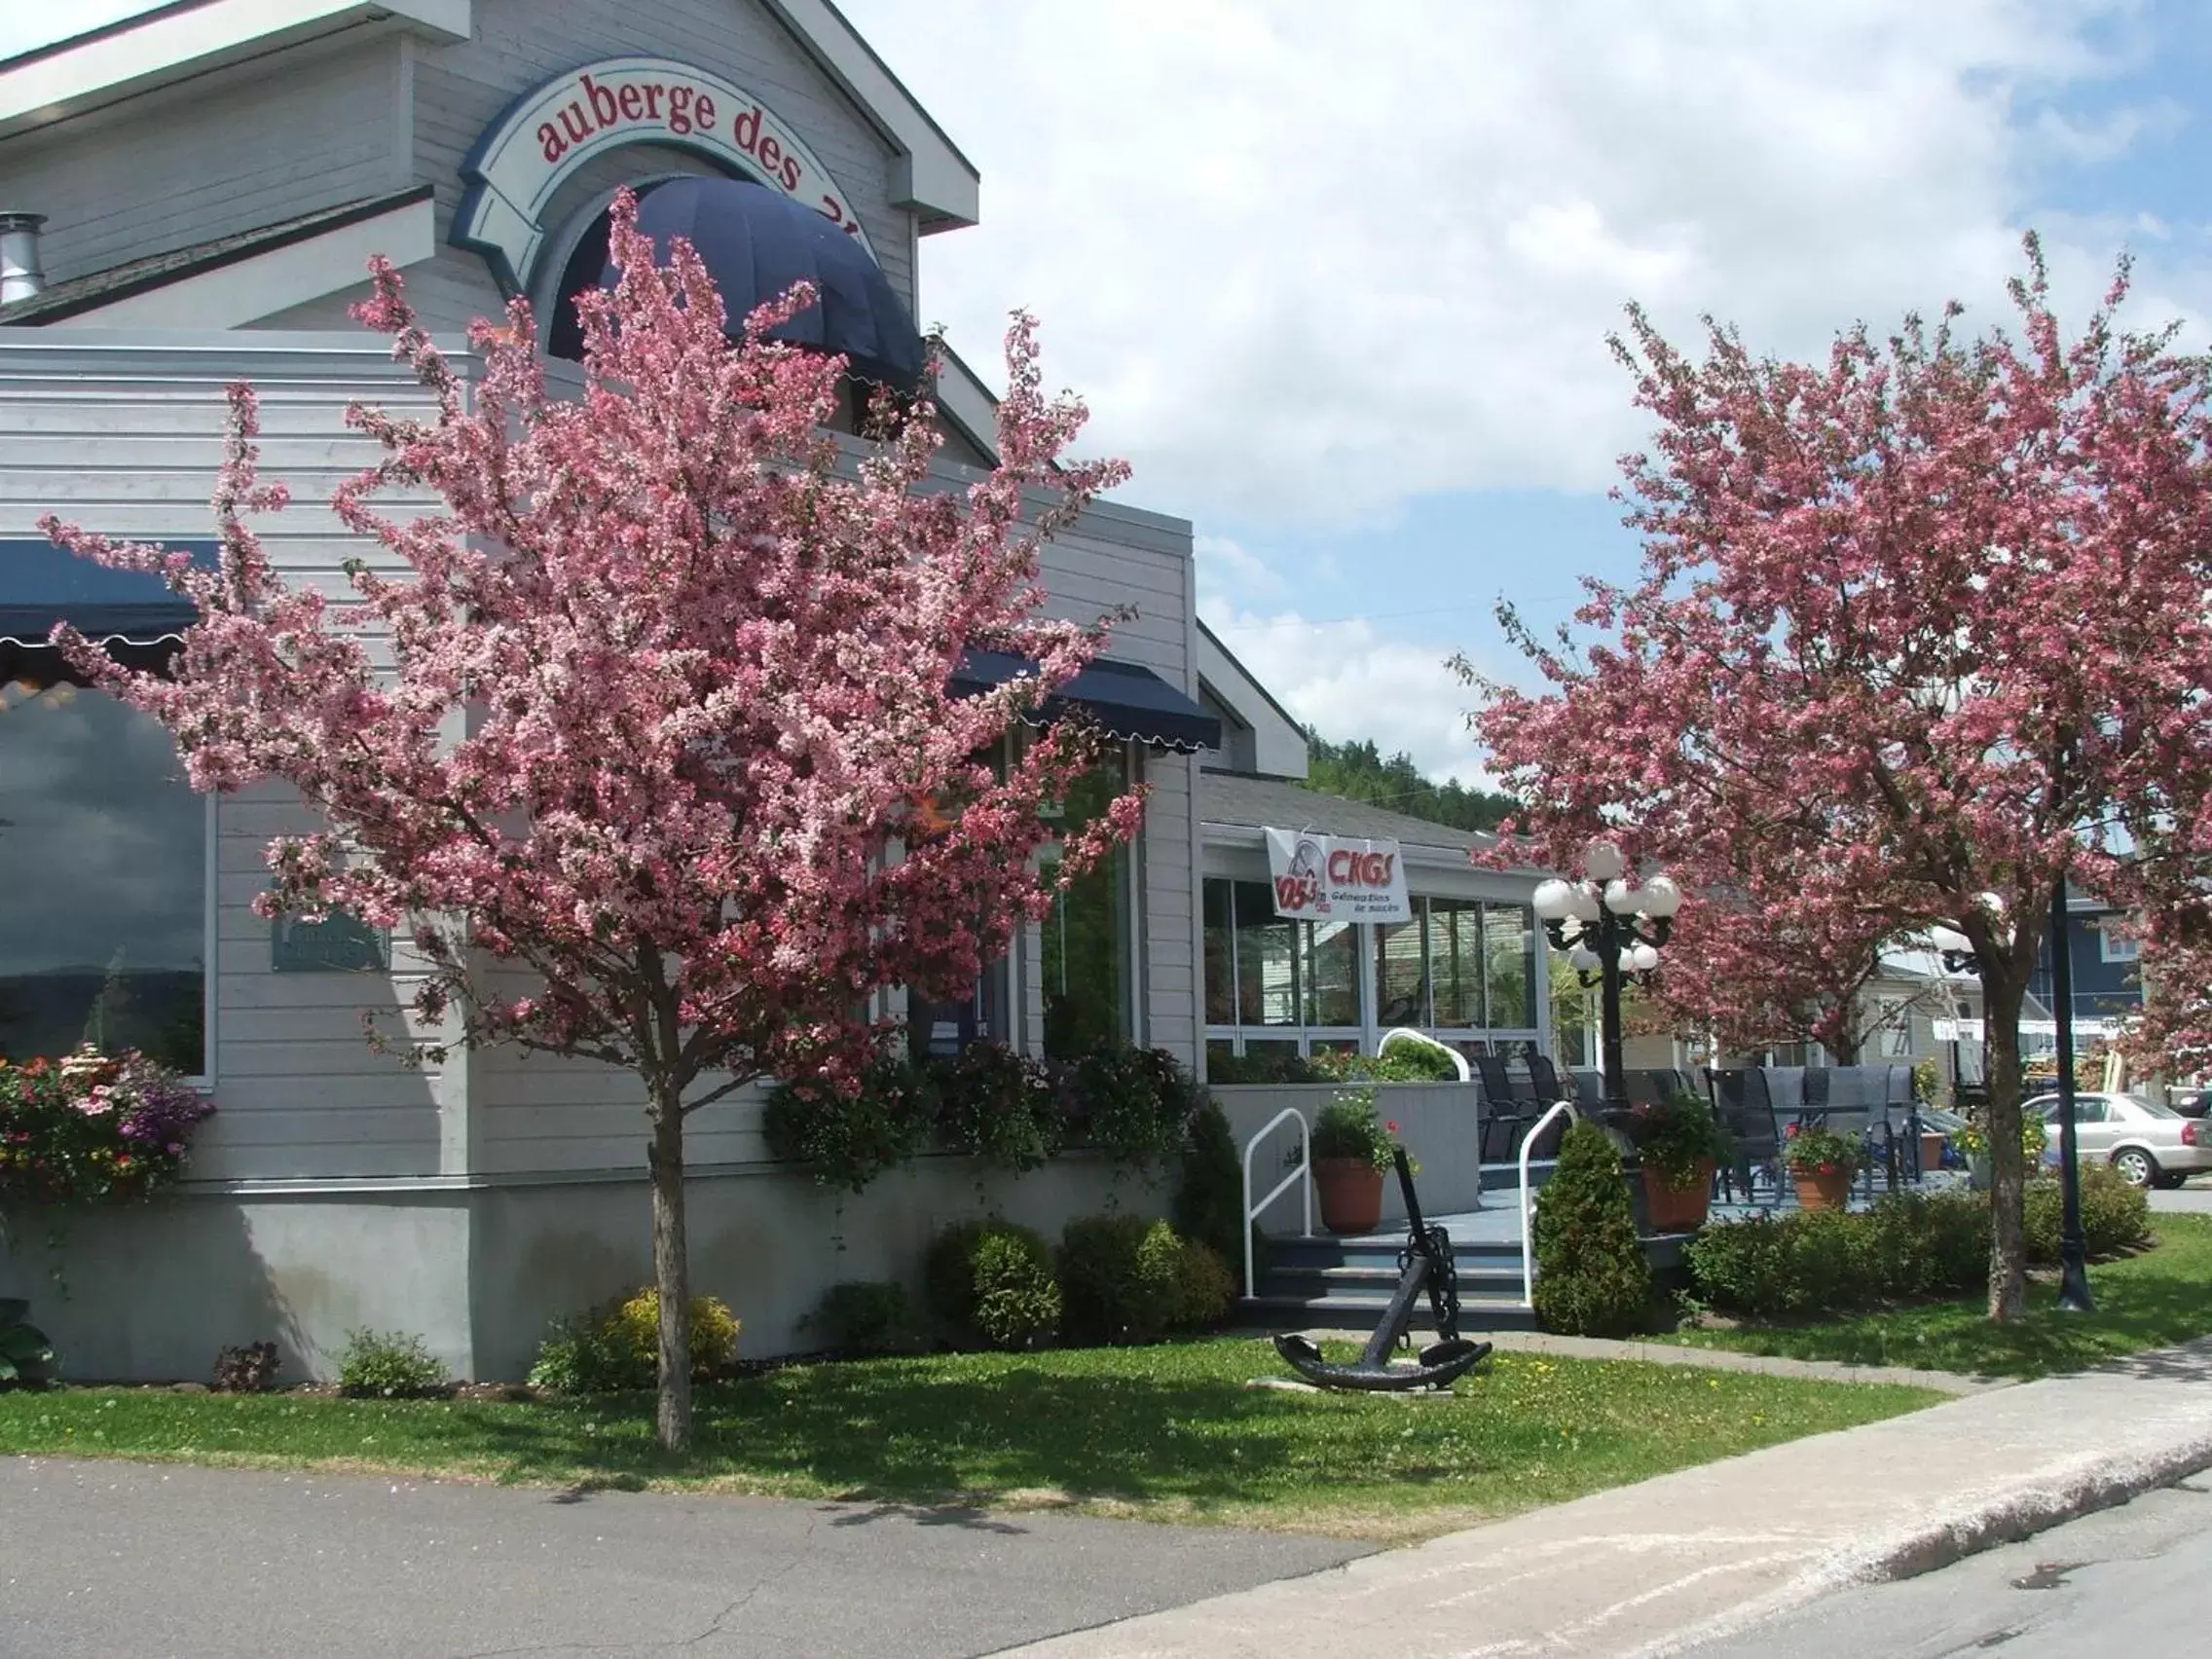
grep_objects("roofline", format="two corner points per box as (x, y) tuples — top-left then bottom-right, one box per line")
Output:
(1196, 613), (1309, 739)
(0, 2), (470, 138)
(1, 185), (433, 325)
(763, 0), (979, 231)
(0, 0), (983, 234)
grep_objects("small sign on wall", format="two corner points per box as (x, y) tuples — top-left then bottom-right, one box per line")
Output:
(1264, 828), (1411, 923)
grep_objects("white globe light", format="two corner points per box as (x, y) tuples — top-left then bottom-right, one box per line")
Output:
(1583, 840), (1627, 881)
(1568, 945), (1601, 973)
(1558, 916), (1584, 943)
(1627, 941), (1661, 973)
(1640, 874), (1682, 918)
(1567, 883), (1604, 923)
(1532, 878), (1576, 921)
(1604, 878), (1641, 915)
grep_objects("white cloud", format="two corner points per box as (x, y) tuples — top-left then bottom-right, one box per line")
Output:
(843, 0), (2179, 528)
(1202, 607), (1501, 785)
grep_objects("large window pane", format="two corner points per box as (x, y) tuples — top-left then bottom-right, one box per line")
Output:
(0, 683), (205, 1072)
(1042, 763), (1131, 1058)
(1374, 904), (1426, 1027)
(1484, 903), (1535, 1029)
(1233, 879), (1299, 1025)
(1301, 918), (1360, 1026)
(1427, 899), (1486, 1028)
(1202, 877), (1235, 1026)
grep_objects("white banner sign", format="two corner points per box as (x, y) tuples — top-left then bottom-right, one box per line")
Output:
(1264, 829), (1410, 923)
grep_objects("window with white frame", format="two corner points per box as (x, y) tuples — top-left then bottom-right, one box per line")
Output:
(1203, 878), (1536, 1060)
(2099, 925), (2140, 964)
(0, 681), (209, 1076)
(1875, 994), (1913, 1058)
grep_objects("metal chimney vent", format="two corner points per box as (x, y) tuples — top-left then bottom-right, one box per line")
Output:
(0, 213), (48, 305)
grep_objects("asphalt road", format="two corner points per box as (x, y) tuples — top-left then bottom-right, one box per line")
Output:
(0, 1457), (1367, 1659)
(1682, 1473), (2212, 1658)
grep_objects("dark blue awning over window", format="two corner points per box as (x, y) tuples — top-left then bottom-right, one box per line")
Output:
(951, 649), (1222, 754)
(1, 538), (218, 645)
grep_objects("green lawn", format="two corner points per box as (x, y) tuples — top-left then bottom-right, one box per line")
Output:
(0, 1339), (1937, 1540)
(1665, 1212), (2212, 1381)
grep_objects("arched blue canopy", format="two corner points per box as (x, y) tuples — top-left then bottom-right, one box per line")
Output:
(550, 175), (926, 392)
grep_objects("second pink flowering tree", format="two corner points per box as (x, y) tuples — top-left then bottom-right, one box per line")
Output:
(1473, 238), (2212, 1318)
(41, 193), (1144, 1449)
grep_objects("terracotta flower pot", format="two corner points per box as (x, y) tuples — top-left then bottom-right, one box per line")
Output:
(1641, 1157), (1715, 1233)
(1313, 1157), (1385, 1235)
(1919, 1131), (1947, 1174)
(1793, 1165), (1853, 1211)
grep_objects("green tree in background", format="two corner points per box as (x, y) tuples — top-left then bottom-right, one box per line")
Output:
(1303, 733), (1514, 833)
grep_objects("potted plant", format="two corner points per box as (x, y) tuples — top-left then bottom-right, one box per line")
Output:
(1309, 1088), (1405, 1235)
(1782, 1123), (1862, 1211)
(1631, 1090), (1728, 1233)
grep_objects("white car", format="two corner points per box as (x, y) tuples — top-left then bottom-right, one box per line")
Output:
(2024, 1091), (2212, 1189)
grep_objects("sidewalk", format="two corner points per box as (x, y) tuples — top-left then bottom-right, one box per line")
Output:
(993, 1339), (2212, 1659)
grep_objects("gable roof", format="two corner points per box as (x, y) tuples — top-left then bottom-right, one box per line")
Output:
(0, 186), (432, 325)
(0, 0), (979, 230)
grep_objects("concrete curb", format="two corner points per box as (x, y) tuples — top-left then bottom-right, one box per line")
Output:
(1633, 1383), (2212, 1656)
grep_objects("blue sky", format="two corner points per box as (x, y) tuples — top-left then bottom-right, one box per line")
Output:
(13, 2), (2212, 780)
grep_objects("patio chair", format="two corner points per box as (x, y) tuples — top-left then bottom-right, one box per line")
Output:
(1472, 1054), (1532, 1164)
(1713, 1069), (1785, 1205)
(1527, 1052), (1569, 1106)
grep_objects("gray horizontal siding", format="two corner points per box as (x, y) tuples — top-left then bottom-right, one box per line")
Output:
(0, 39), (406, 289)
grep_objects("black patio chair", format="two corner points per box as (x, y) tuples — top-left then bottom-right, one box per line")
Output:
(1712, 1069), (1785, 1206)
(1527, 1053), (1568, 1106)
(1472, 1053), (1532, 1164)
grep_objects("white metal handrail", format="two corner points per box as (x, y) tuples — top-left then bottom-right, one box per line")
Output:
(1240, 1106), (1313, 1300)
(1517, 1100), (1579, 1307)
(1377, 1027), (1472, 1082)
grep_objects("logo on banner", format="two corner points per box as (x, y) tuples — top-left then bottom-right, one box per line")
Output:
(1265, 829), (1410, 922)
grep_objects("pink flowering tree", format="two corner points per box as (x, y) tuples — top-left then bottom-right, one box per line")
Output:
(40, 192), (1143, 1448)
(1471, 238), (2212, 1318)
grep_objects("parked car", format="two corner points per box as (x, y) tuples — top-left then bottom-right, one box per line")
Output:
(2024, 1091), (2211, 1189)
(2170, 1088), (2211, 1120)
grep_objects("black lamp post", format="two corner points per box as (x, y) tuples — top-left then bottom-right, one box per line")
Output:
(1532, 843), (1680, 1120)
(1940, 888), (2093, 1312)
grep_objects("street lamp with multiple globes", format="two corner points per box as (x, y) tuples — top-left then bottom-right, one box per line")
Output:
(1530, 841), (1681, 1120)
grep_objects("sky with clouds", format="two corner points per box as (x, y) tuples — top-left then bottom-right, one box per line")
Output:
(12, 2), (2212, 783)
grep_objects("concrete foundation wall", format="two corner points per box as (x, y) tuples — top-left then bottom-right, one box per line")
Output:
(1, 1152), (1165, 1384)
(1212, 1083), (1486, 1235)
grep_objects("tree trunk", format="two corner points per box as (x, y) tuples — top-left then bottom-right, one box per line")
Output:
(1981, 975), (2028, 1321)
(647, 1092), (694, 1454)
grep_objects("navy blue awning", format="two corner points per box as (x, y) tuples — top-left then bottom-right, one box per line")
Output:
(1, 538), (218, 645)
(951, 649), (1222, 754)
(551, 175), (927, 392)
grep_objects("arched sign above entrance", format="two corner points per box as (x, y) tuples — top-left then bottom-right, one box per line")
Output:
(453, 55), (875, 296)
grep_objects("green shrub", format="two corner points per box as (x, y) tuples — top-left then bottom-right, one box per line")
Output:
(933, 1043), (1062, 1171)
(335, 1329), (452, 1399)
(1310, 1043), (1463, 1084)
(2024, 1165), (2150, 1263)
(1067, 1046), (1193, 1168)
(924, 1218), (1060, 1348)
(806, 1280), (928, 1356)
(527, 1289), (741, 1392)
(1173, 1093), (1250, 1287)
(1689, 1193), (1995, 1318)
(1530, 1123), (1652, 1337)
(762, 1052), (935, 1194)
(1057, 1214), (1226, 1344)
(1207, 1049), (1320, 1085)
(0, 1298), (55, 1388)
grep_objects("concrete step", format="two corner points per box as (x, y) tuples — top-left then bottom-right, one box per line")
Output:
(1235, 1291), (1541, 1334)
(1264, 1236), (1525, 1271)
(1263, 1262), (1528, 1295)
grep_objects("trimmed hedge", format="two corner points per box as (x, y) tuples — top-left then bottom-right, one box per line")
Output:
(924, 1218), (1061, 1349)
(1688, 1172), (2153, 1319)
(1056, 1214), (1235, 1345)
(1531, 1122), (1652, 1337)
